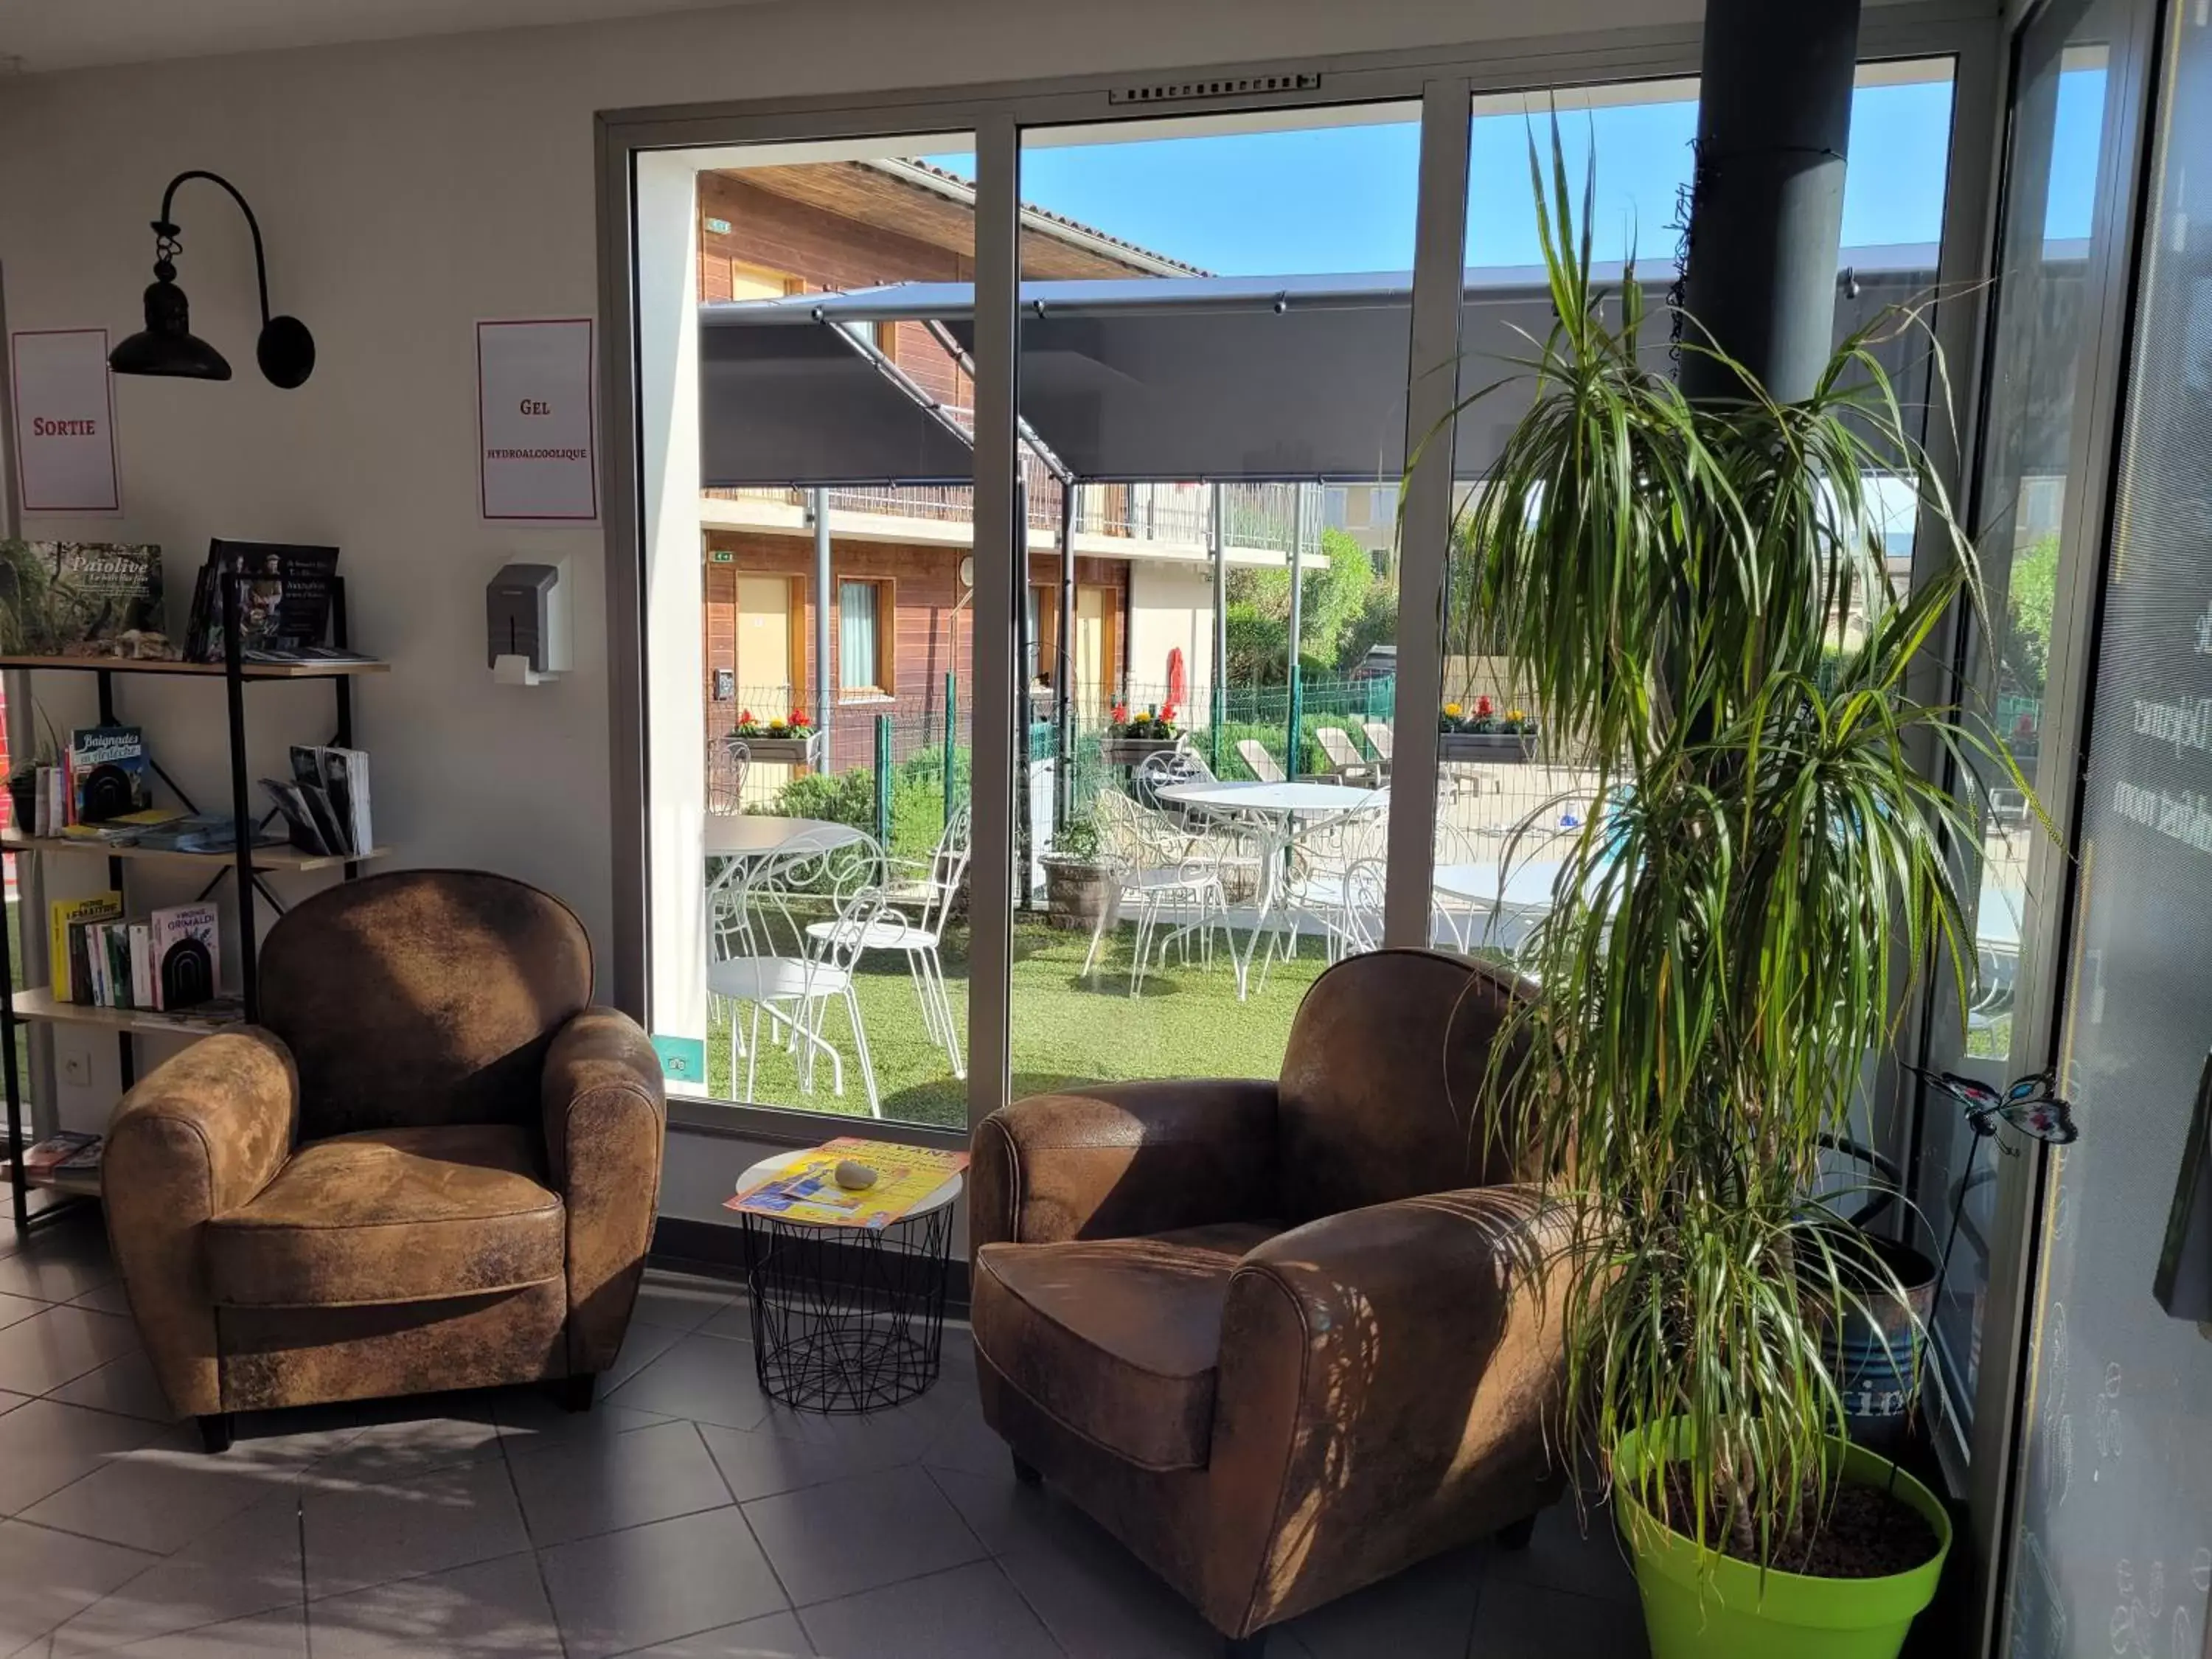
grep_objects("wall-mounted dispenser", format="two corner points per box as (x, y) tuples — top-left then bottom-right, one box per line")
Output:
(487, 558), (570, 686)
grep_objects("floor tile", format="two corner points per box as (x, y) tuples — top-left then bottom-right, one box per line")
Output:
(632, 1275), (742, 1333)
(914, 1388), (1017, 1480)
(486, 1384), (671, 1458)
(538, 1505), (788, 1659)
(1279, 1543), (1484, 1659)
(0, 1307), (139, 1396)
(1466, 1579), (1647, 1658)
(300, 1396), (505, 1486)
(600, 1318), (688, 1392)
(0, 1222), (119, 1304)
(0, 1520), (161, 1656)
(299, 1455), (531, 1601)
(996, 1509), (1221, 1659)
(44, 1491), (304, 1655)
(740, 1464), (985, 1607)
(0, 1399), (167, 1515)
(697, 1414), (925, 1506)
(621, 1609), (813, 1656)
(798, 1559), (1060, 1659)
(605, 1331), (773, 1430)
(507, 1416), (734, 1548)
(696, 1301), (760, 1343)
(46, 1352), (177, 1425)
(1483, 1500), (1641, 1607)
(0, 1292), (49, 1331)
(922, 1464), (1092, 1557)
(64, 1284), (135, 1320)
(105, 1605), (307, 1657)
(21, 1424), (293, 1556)
(306, 1551), (558, 1658)
(0, 1388), (32, 1419)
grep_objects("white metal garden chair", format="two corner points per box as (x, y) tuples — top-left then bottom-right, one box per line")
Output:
(806, 802), (972, 1079)
(1083, 789), (1231, 997)
(1257, 793), (1391, 986)
(709, 835), (887, 1114)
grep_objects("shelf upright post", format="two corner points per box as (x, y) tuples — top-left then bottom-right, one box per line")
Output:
(220, 556), (260, 1021)
(332, 578), (358, 880)
(1, 848), (22, 1230)
(95, 670), (136, 1093)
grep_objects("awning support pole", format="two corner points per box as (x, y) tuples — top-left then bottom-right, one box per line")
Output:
(1210, 485), (1227, 774)
(1054, 481), (1077, 830)
(1286, 486), (1307, 777)
(812, 489), (832, 744)
(1013, 477), (1033, 908)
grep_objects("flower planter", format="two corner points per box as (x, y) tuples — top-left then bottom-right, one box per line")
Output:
(1614, 1423), (1951, 1659)
(1098, 737), (1182, 768)
(1438, 731), (1538, 763)
(731, 732), (823, 768)
(1041, 856), (1115, 932)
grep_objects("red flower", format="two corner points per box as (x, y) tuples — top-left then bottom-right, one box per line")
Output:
(1159, 703), (1177, 723)
(1475, 695), (1494, 717)
(787, 709), (813, 728)
(737, 709), (754, 724)
(1110, 703), (1130, 724)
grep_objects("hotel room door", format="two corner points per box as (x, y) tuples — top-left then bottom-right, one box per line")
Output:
(736, 574), (796, 788)
(1074, 586), (1110, 719)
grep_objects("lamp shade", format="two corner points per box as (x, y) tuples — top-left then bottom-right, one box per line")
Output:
(108, 276), (232, 380)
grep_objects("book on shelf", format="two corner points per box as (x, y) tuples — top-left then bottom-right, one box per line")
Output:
(49, 891), (123, 1004)
(67, 725), (152, 823)
(149, 903), (220, 1011)
(186, 540), (346, 664)
(21, 1132), (102, 1175)
(125, 812), (287, 855)
(10, 543), (165, 657)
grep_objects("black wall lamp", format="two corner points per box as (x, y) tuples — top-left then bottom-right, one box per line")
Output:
(109, 170), (315, 389)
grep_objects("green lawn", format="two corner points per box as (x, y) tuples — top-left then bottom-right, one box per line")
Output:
(706, 916), (1327, 1128)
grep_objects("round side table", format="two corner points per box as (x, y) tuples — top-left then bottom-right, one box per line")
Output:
(730, 1152), (961, 1413)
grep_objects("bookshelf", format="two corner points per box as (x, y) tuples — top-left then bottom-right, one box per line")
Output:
(1, 557), (383, 1235)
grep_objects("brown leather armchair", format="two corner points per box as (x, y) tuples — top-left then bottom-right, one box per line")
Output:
(104, 869), (667, 1451)
(970, 949), (1569, 1657)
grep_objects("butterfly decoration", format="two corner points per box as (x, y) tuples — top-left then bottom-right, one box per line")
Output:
(1906, 1063), (2080, 1150)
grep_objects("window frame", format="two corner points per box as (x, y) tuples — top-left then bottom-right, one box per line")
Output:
(835, 574), (894, 700)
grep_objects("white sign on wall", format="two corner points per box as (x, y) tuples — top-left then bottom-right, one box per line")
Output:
(10, 329), (122, 515)
(476, 318), (597, 523)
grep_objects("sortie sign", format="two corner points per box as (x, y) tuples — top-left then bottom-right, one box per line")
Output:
(9, 329), (122, 515)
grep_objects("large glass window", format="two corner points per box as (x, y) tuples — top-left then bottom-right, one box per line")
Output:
(1003, 104), (1417, 1092)
(645, 132), (978, 1130)
(1430, 65), (1958, 973)
(2003, 1), (2212, 1649)
(1916, 4), (2118, 1444)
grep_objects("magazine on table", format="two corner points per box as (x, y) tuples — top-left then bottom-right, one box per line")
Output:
(726, 1137), (968, 1229)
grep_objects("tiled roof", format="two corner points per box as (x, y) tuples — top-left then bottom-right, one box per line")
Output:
(879, 156), (1210, 278)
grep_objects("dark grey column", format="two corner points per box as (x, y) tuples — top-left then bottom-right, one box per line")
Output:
(1678, 0), (1862, 405)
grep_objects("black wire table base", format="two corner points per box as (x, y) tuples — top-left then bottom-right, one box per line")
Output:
(737, 1200), (955, 1413)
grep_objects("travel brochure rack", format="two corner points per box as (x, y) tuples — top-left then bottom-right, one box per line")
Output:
(0, 556), (389, 1233)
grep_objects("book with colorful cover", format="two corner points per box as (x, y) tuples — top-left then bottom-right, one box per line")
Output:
(67, 725), (152, 823)
(726, 1137), (968, 1229)
(148, 902), (220, 1011)
(18, 543), (164, 656)
(48, 891), (122, 1004)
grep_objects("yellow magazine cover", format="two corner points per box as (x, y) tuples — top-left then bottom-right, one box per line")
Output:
(48, 891), (122, 1004)
(726, 1136), (968, 1229)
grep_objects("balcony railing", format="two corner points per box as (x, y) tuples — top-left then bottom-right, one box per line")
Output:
(703, 476), (1329, 557)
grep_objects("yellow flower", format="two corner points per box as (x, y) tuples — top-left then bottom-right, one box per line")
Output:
(1506, 709), (1526, 723)
(1442, 703), (1463, 718)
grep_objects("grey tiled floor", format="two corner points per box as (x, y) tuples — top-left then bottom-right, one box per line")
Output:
(0, 1214), (1646, 1658)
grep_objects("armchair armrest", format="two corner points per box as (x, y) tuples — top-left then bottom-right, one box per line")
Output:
(542, 1006), (667, 1375)
(105, 1028), (299, 1418)
(971, 1078), (1278, 1250)
(1201, 1186), (1571, 1634)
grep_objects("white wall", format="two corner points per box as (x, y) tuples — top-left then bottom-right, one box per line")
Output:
(1127, 563), (1215, 712)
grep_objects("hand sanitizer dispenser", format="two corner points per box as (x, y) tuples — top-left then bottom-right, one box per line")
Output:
(487, 559), (570, 686)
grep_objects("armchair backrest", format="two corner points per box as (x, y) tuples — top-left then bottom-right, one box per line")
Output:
(259, 869), (594, 1138)
(1274, 947), (1532, 1223)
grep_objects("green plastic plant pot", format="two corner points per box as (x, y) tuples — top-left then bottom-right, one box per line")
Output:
(1613, 1422), (1952, 1659)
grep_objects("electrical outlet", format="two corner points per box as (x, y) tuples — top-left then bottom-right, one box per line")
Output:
(60, 1047), (91, 1088)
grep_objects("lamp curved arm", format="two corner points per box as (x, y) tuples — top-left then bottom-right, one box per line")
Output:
(154, 170), (272, 325)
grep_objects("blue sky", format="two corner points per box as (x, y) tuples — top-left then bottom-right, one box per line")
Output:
(922, 69), (2104, 275)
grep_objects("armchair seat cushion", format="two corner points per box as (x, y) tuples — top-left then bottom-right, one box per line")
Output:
(973, 1220), (1278, 1471)
(207, 1124), (565, 1308)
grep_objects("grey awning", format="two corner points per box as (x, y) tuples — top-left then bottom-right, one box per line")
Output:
(698, 254), (1964, 490)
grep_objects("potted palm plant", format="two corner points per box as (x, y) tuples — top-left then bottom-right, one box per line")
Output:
(1449, 141), (2017, 1659)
